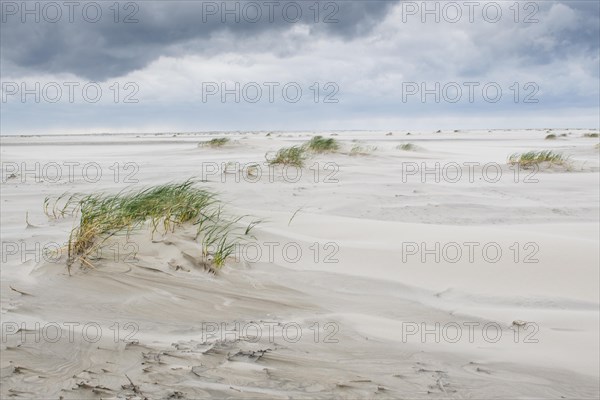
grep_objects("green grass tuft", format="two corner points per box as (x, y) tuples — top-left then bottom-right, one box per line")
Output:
(305, 135), (339, 153)
(200, 138), (230, 148)
(267, 146), (308, 167)
(397, 143), (417, 151)
(45, 180), (256, 273)
(545, 134), (557, 140)
(350, 145), (377, 156)
(583, 133), (599, 138)
(508, 150), (567, 169)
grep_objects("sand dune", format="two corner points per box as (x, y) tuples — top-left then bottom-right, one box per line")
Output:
(1, 129), (599, 398)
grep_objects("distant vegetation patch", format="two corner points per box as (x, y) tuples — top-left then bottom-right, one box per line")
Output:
(397, 143), (418, 151)
(267, 145), (308, 167)
(306, 135), (340, 153)
(200, 138), (230, 148)
(350, 145), (377, 156)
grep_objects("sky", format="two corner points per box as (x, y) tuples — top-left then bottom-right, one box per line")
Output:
(1, 0), (599, 135)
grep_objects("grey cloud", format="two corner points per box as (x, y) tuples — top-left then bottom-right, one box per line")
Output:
(0, 0), (398, 80)
(525, 1), (599, 62)
(447, 1), (599, 78)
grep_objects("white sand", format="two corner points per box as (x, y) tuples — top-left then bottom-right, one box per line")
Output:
(1, 129), (599, 398)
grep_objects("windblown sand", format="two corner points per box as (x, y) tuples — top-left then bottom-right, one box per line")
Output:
(1, 129), (599, 399)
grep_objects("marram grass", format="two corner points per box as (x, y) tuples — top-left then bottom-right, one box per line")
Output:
(45, 181), (257, 273)
(266, 145), (308, 167)
(350, 144), (377, 155)
(508, 150), (567, 168)
(397, 143), (417, 151)
(266, 136), (339, 168)
(305, 135), (339, 153)
(200, 138), (230, 147)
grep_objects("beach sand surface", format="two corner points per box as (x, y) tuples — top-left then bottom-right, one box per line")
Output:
(1, 129), (599, 398)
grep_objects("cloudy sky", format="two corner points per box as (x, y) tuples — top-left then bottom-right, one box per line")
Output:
(1, 0), (598, 135)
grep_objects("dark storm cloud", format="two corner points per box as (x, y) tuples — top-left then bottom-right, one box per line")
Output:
(0, 0), (398, 80)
